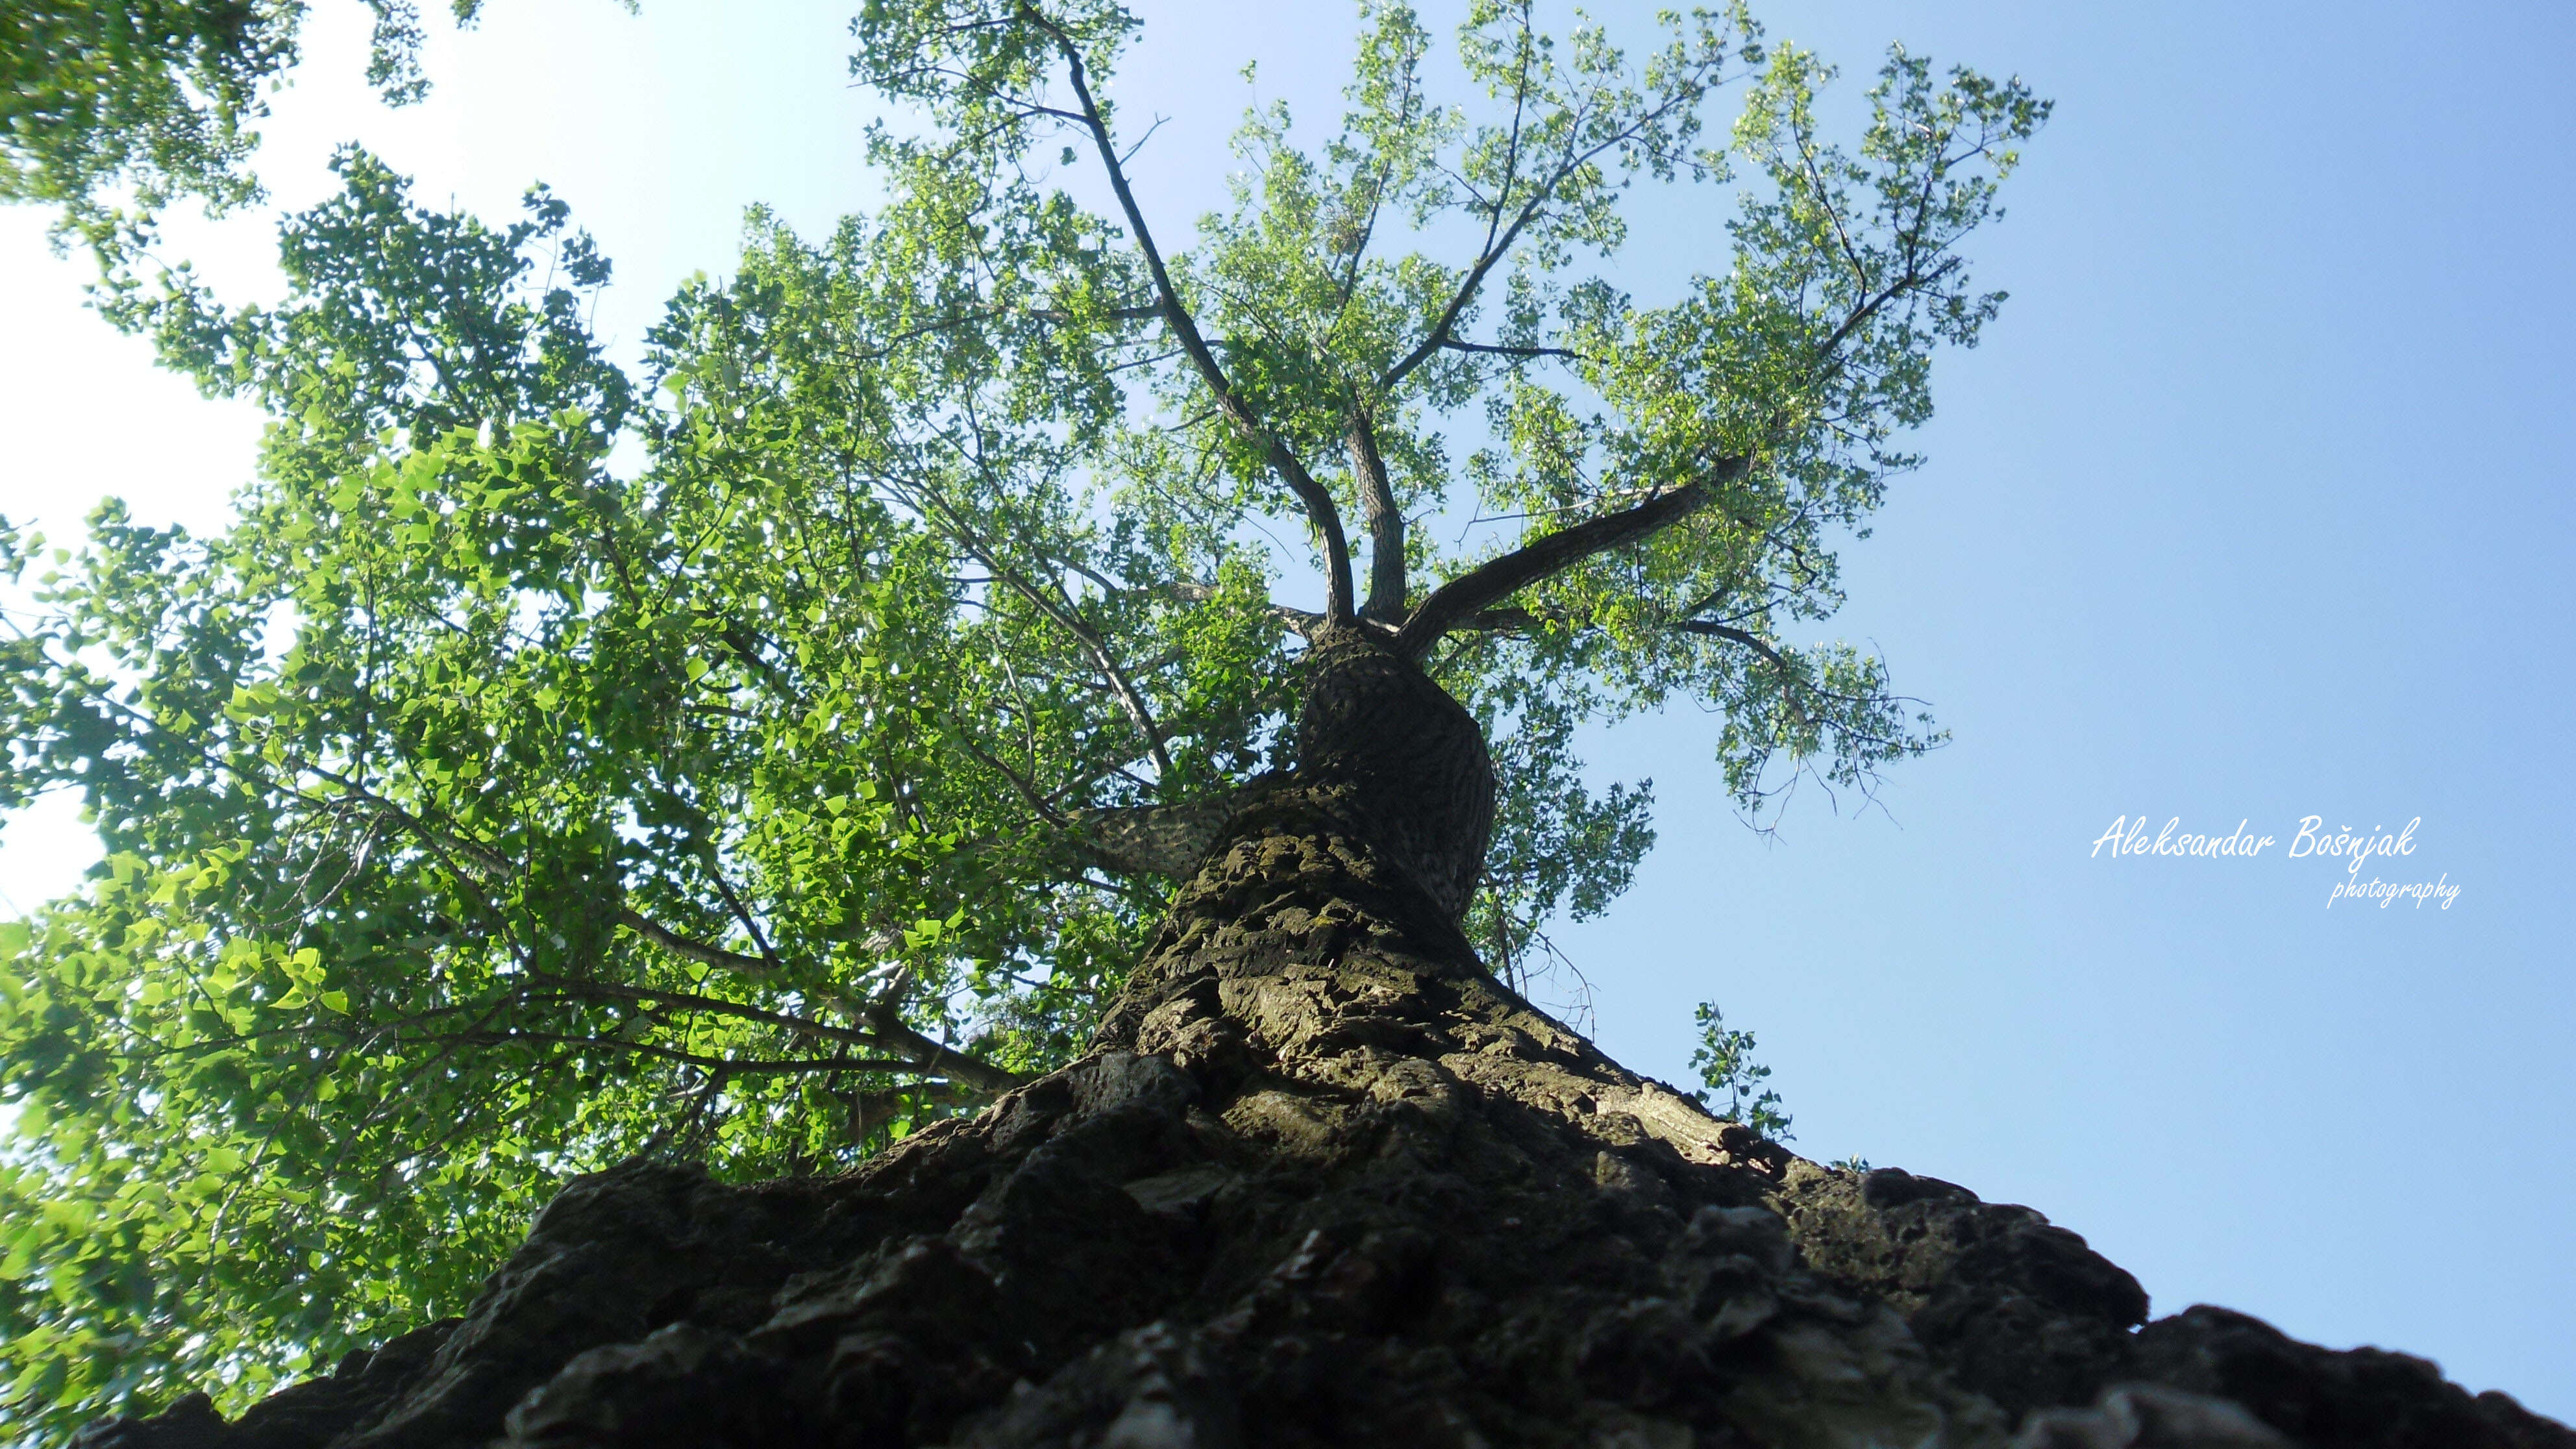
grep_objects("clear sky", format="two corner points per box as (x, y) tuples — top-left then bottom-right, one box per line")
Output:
(3, 0), (2571, 1422)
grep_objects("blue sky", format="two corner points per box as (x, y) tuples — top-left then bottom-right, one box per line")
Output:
(3, 0), (2570, 1422)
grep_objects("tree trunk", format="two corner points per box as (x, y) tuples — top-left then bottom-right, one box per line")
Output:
(77, 636), (2576, 1449)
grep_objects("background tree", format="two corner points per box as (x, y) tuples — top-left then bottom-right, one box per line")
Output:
(0, 0), (2042, 1436)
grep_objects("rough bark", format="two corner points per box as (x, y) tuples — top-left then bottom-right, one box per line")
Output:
(75, 636), (2576, 1449)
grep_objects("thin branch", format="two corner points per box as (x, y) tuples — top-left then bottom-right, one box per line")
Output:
(865, 1011), (1022, 1092)
(464, 1029), (921, 1076)
(1022, 3), (1356, 621)
(1378, 52), (1711, 393)
(1672, 618), (1793, 671)
(1117, 113), (1168, 168)
(532, 978), (886, 1053)
(1170, 580), (1336, 639)
(899, 473), (1177, 782)
(605, 914), (1023, 1091)
(1811, 256), (1961, 375)
(707, 861), (782, 968)
(617, 908), (778, 978)
(612, 911), (940, 1062)
(1790, 110), (1872, 294)
(946, 717), (1071, 826)
(830, 300), (1160, 364)
(1454, 605), (1544, 633)
(1439, 338), (1584, 364)
(1674, 619), (1814, 730)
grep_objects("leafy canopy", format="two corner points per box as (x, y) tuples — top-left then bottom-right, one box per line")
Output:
(0, 1), (2042, 1437)
(1, 0), (499, 246)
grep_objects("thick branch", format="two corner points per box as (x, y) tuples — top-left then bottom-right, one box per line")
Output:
(1025, 3), (1356, 621)
(1393, 453), (1752, 657)
(1348, 408), (1407, 623)
(1072, 786), (1267, 878)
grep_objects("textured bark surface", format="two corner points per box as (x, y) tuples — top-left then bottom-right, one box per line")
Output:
(75, 639), (2576, 1449)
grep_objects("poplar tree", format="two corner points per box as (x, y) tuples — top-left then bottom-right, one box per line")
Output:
(0, 2), (2042, 1435)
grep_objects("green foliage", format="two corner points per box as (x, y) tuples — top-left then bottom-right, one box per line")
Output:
(0, 0), (494, 244)
(1689, 1000), (1790, 1141)
(0, 3), (2042, 1437)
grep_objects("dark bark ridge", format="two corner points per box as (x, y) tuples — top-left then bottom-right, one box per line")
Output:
(77, 639), (2576, 1449)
